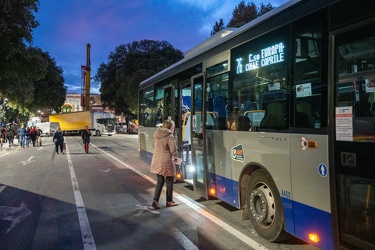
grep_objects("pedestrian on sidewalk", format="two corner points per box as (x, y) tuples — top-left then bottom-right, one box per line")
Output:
(81, 125), (91, 153)
(150, 119), (178, 209)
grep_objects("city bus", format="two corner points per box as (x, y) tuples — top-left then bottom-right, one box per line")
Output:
(138, 0), (375, 249)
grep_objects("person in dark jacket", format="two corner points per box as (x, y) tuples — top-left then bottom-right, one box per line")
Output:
(150, 119), (178, 209)
(0, 127), (5, 148)
(52, 127), (64, 154)
(81, 125), (91, 153)
(6, 127), (14, 147)
(25, 127), (30, 147)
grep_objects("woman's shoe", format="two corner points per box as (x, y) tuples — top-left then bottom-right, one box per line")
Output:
(166, 201), (178, 207)
(152, 200), (160, 209)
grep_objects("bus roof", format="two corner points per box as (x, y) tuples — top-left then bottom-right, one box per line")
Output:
(139, 0), (302, 89)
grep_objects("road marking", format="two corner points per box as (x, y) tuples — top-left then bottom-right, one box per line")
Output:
(65, 143), (96, 250)
(0, 202), (31, 233)
(20, 156), (35, 165)
(135, 204), (160, 216)
(170, 226), (199, 250)
(99, 169), (111, 173)
(0, 149), (16, 158)
(93, 144), (269, 250)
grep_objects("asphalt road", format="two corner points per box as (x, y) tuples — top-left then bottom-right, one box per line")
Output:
(0, 134), (319, 250)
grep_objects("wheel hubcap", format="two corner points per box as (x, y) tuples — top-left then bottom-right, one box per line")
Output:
(249, 183), (275, 227)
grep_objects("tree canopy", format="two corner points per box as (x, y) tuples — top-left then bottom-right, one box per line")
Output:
(0, 0), (66, 123)
(211, 1), (274, 35)
(95, 39), (183, 116)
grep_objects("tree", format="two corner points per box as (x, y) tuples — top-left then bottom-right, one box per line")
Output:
(0, 0), (39, 85)
(95, 40), (183, 116)
(31, 49), (66, 113)
(0, 1), (67, 121)
(3, 48), (66, 122)
(258, 2), (274, 16)
(215, 1), (275, 30)
(227, 1), (258, 28)
(210, 18), (225, 36)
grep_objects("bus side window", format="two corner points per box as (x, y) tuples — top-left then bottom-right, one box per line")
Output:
(295, 101), (315, 128)
(259, 90), (289, 130)
(260, 102), (287, 129)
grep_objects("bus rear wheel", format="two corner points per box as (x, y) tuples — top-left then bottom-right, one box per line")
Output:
(246, 169), (289, 242)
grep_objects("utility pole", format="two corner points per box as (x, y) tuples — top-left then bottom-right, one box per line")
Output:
(80, 43), (91, 111)
(85, 43), (91, 111)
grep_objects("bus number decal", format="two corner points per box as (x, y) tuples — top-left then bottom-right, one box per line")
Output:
(281, 190), (291, 199)
(231, 144), (245, 162)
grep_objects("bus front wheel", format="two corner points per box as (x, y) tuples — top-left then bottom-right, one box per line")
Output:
(246, 169), (289, 242)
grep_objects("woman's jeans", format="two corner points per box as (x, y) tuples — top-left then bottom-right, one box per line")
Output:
(153, 174), (174, 202)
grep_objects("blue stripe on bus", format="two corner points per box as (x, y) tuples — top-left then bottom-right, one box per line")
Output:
(288, 199), (334, 250)
(208, 172), (239, 207)
(207, 172), (333, 250)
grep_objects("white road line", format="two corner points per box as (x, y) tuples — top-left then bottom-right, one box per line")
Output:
(170, 226), (199, 250)
(92, 144), (269, 250)
(65, 143), (96, 250)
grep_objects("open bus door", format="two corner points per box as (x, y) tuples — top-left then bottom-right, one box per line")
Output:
(332, 23), (375, 250)
(190, 73), (209, 199)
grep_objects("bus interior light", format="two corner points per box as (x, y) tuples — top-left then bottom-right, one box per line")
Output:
(308, 233), (320, 243)
(188, 164), (195, 172)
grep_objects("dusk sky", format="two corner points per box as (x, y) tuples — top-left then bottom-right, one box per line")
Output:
(32, 0), (289, 94)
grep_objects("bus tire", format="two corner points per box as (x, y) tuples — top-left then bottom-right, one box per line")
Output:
(246, 169), (290, 242)
(96, 130), (101, 136)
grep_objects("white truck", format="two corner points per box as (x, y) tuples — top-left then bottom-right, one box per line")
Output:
(34, 122), (60, 137)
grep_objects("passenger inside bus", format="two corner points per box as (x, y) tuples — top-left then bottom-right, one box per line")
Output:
(213, 96), (227, 117)
(295, 101), (315, 128)
(238, 116), (252, 131)
(259, 102), (287, 130)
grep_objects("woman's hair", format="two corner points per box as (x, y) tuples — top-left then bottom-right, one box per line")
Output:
(163, 119), (175, 129)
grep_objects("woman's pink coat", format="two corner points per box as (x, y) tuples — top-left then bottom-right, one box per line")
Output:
(150, 128), (177, 177)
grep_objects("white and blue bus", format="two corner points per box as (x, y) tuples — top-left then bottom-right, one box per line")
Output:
(138, 1), (375, 249)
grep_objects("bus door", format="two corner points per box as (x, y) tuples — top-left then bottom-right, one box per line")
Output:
(333, 22), (375, 250)
(191, 73), (209, 199)
(163, 85), (175, 123)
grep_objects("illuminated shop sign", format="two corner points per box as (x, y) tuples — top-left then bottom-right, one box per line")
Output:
(235, 42), (285, 74)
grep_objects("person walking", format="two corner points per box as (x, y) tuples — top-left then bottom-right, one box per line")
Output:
(150, 119), (178, 209)
(18, 125), (26, 148)
(52, 127), (64, 154)
(29, 126), (37, 147)
(25, 127), (30, 147)
(6, 127), (14, 147)
(0, 127), (4, 148)
(81, 126), (91, 153)
(36, 127), (42, 146)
